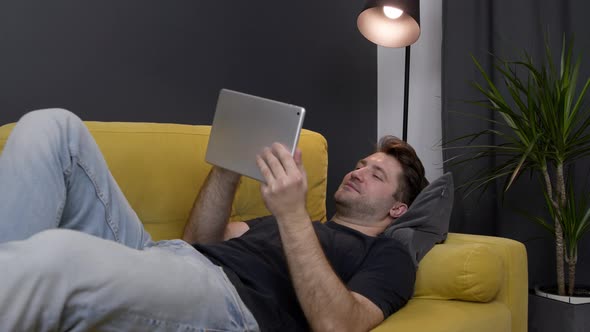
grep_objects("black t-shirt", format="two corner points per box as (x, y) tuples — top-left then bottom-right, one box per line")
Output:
(192, 216), (415, 331)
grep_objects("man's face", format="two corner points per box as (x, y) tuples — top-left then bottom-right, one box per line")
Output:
(334, 152), (404, 220)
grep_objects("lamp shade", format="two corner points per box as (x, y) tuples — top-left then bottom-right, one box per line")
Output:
(357, 0), (420, 48)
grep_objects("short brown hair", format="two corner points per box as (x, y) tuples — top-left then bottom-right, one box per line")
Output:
(377, 136), (429, 206)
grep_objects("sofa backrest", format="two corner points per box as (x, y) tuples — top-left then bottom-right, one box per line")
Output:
(0, 121), (328, 240)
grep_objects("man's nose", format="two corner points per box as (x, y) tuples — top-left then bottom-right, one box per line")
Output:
(351, 169), (364, 181)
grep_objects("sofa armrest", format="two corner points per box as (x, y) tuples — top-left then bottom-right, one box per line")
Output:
(445, 233), (528, 332)
(372, 233), (528, 332)
(373, 298), (511, 332)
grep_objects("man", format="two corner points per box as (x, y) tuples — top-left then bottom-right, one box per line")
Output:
(0, 109), (428, 331)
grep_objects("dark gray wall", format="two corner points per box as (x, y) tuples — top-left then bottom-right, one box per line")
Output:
(0, 1), (378, 217)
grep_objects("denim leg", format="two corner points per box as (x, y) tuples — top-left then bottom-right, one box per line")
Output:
(0, 109), (151, 248)
(0, 229), (259, 332)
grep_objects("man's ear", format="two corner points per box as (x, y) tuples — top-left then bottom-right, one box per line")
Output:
(389, 203), (408, 219)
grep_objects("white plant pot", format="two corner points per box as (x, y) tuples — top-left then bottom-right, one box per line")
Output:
(534, 285), (590, 304)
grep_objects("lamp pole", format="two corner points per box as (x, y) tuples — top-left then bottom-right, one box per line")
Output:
(402, 45), (411, 142)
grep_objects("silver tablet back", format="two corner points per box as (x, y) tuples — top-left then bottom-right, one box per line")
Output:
(205, 89), (306, 182)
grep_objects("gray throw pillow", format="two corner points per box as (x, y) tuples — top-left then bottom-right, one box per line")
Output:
(382, 172), (454, 267)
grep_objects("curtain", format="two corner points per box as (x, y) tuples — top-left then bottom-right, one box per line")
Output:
(441, 0), (590, 287)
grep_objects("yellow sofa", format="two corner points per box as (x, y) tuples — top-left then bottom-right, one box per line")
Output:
(0, 121), (528, 332)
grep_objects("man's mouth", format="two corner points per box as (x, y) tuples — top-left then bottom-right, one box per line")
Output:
(344, 182), (360, 193)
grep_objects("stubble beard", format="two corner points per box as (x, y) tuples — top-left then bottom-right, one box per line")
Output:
(334, 191), (379, 220)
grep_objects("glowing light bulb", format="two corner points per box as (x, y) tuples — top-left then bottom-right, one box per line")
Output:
(383, 6), (403, 19)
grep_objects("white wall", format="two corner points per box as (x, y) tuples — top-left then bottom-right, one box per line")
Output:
(377, 0), (443, 181)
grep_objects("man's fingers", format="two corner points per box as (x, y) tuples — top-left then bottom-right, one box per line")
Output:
(294, 148), (305, 172)
(271, 143), (300, 175)
(257, 144), (306, 185)
(256, 154), (273, 183)
(258, 146), (286, 180)
(294, 148), (302, 165)
(294, 148), (307, 178)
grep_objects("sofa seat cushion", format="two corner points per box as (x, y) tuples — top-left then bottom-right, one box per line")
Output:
(414, 242), (503, 302)
(372, 298), (511, 332)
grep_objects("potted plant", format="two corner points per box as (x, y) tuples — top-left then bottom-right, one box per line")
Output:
(445, 36), (590, 329)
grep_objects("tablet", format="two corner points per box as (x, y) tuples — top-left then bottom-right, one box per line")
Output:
(205, 89), (306, 182)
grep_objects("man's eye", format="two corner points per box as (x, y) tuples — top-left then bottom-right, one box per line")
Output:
(373, 174), (382, 181)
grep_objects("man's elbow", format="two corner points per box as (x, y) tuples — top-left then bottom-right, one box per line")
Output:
(312, 319), (347, 332)
(181, 229), (195, 243)
(312, 318), (375, 332)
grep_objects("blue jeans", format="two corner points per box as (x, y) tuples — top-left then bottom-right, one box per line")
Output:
(0, 109), (259, 331)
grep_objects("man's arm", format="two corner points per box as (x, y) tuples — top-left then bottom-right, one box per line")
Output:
(182, 166), (247, 244)
(256, 144), (384, 332)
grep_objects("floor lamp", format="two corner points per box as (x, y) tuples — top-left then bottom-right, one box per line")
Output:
(357, 0), (421, 142)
